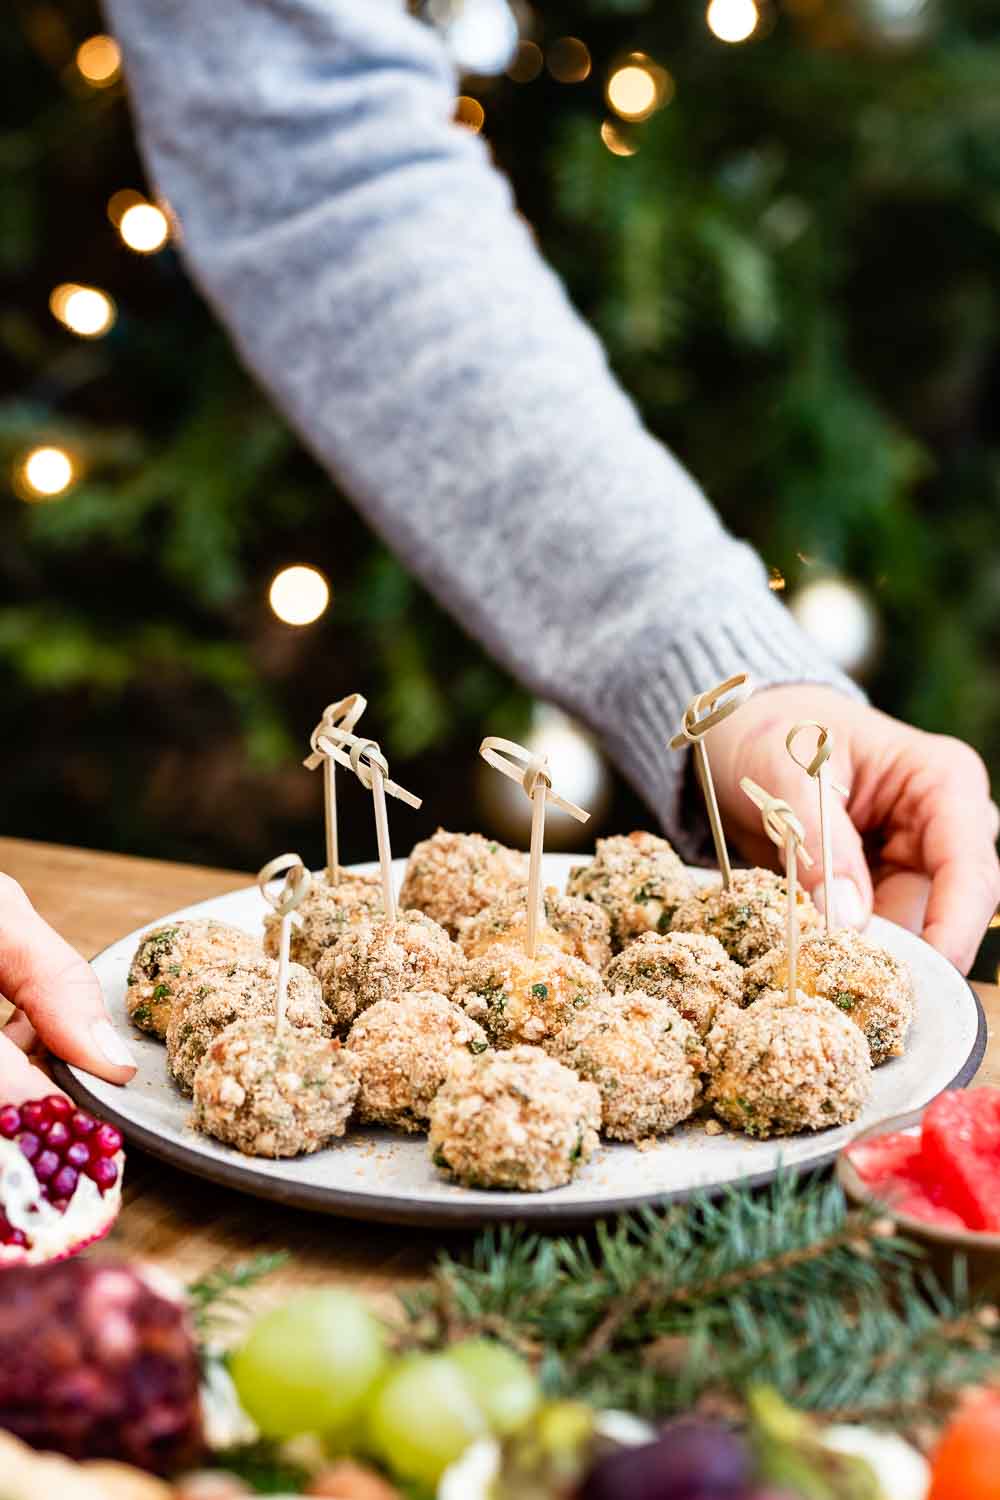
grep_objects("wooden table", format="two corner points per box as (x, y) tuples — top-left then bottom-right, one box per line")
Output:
(2, 836), (998, 1308)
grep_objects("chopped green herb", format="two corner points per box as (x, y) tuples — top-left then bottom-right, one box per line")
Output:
(152, 983), (172, 1002)
(468, 1038), (489, 1055)
(833, 991), (856, 1011)
(531, 982), (549, 1000)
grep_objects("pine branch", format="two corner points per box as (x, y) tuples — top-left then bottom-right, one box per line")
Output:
(188, 1251), (290, 1336)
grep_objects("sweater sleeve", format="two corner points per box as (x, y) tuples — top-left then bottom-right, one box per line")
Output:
(102, 0), (862, 847)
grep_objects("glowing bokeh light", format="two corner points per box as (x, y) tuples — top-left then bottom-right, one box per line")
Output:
(107, 188), (145, 227)
(707, 0), (760, 42)
(455, 96), (486, 133)
(118, 202), (170, 254)
(49, 283), (116, 338)
(268, 566), (331, 627)
(600, 120), (639, 157)
(606, 56), (673, 122)
(506, 40), (544, 83)
(19, 447), (75, 500)
(76, 34), (121, 86)
(547, 37), (592, 83)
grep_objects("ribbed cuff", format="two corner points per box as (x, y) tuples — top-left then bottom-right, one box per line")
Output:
(597, 589), (866, 863)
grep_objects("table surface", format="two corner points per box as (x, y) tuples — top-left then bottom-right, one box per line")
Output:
(3, 835), (998, 1307)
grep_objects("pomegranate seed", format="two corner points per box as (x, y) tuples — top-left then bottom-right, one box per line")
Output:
(50, 1199), (68, 1213)
(0, 1217), (28, 1248)
(21, 1101), (46, 1132)
(18, 1133), (40, 1163)
(34, 1150), (59, 1183)
(43, 1095), (71, 1123)
(0, 1106), (21, 1138)
(86, 1157), (119, 1192)
(66, 1142), (90, 1170)
(93, 1124), (123, 1157)
(45, 1121), (71, 1149)
(51, 1165), (79, 1200)
(70, 1111), (96, 1139)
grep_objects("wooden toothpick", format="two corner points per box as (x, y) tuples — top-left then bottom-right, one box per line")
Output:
(479, 735), (590, 959)
(257, 853), (312, 1030)
(740, 778), (813, 1002)
(302, 693), (367, 886)
(310, 726), (421, 927)
(669, 673), (751, 890)
(786, 721), (849, 934)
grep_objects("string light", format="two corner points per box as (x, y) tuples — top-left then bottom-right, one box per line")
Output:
(75, 34), (121, 87)
(606, 55), (673, 123)
(106, 188), (145, 227)
(268, 566), (330, 627)
(49, 283), (116, 339)
(706, 0), (760, 43)
(768, 567), (786, 591)
(506, 40), (543, 83)
(600, 120), (639, 157)
(455, 96), (486, 133)
(547, 37), (591, 83)
(17, 447), (75, 501)
(118, 201), (170, 254)
(789, 575), (878, 675)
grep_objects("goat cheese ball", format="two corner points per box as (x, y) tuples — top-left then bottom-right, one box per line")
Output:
(670, 868), (822, 967)
(566, 831), (695, 951)
(603, 931), (743, 1039)
(315, 909), (466, 1032)
(263, 871), (383, 973)
(458, 884), (612, 971)
(398, 829), (529, 938)
(165, 957), (327, 1094)
(428, 1044), (601, 1192)
(453, 941), (605, 1051)
(742, 929), (915, 1066)
(345, 990), (489, 1132)
(705, 989), (872, 1138)
(126, 919), (263, 1039)
(550, 990), (705, 1142)
(192, 1017), (359, 1158)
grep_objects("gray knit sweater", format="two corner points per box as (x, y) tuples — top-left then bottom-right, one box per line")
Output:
(103, 0), (858, 846)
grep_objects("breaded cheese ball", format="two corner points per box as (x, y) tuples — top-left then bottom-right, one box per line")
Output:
(263, 871), (383, 973)
(550, 990), (705, 1142)
(345, 990), (489, 1132)
(166, 957), (327, 1094)
(566, 831), (695, 951)
(604, 931), (743, 1039)
(453, 941), (604, 1051)
(192, 1017), (359, 1158)
(428, 1045), (601, 1192)
(742, 929), (915, 1066)
(126, 919), (263, 1039)
(670, 867), (822, 968)
(706, 989), (871, 1138)
(398, 829), (529, 938)
(458, 884), (612, 971)
(315, 909), (466, 1032)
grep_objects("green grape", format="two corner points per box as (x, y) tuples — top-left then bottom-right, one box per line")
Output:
(446, 1339), (541, 1436)
(367, 1352), (488, 1487)
(229, 1289), (386, 1439)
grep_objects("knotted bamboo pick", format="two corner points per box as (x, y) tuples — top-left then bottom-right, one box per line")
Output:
(786, 720), (850, 935)
(669, 673), (752, 890)
(257, 853), (311, 1031)
(310, 725), (421, 926)
(479, 735), (590, 959)
(740, 778), (813, 1002)
(302, 693), (367, 887)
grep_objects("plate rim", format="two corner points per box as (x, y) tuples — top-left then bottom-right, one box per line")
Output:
(52, 869), (989, 1228)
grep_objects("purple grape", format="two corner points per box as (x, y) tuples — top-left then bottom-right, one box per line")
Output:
(578, 1419), (751, 1500)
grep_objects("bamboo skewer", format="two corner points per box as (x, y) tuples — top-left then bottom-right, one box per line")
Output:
(302, 693), (368, 886)
(257, 853), (312, 1031)
(479, 735), (590, 959)
(785, 720), (850, 934)
(669, 673), (751, 890)
(740, 778), (813, 1003)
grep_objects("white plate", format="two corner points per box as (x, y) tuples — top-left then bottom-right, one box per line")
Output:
(54, 856), (986, 1226)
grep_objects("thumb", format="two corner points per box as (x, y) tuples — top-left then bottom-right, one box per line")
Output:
(788, 779), (873, 931)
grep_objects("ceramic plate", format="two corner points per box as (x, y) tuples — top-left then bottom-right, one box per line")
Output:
(54, 855), (986, 1227)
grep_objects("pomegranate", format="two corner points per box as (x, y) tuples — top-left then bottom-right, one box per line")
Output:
(0, 1095), (123, 1265)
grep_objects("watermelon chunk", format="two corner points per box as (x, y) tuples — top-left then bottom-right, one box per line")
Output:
(920, 1089), (1000, 1232)
(846, 1130), (922, 1185)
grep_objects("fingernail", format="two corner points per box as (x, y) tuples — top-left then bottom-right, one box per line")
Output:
(818, 877), (866, 928)
(91, 1019), (137, 1071)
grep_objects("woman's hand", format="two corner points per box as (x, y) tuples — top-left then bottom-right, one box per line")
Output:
(709, 685), (1000, 975)
(0, 874), (136, 1103)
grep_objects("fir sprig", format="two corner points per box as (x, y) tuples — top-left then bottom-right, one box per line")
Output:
(188, 1251), (290, 1337)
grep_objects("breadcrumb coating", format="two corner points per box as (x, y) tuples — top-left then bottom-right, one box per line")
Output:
(346, 990), (489, 1132)
(126, 919), (263, 1039)
(315, 909), (467, 1031)
(428, 1044), (601, 1191)
(192, 1017), (359, 1158)
(550, 990), (705, 1142)
(166, 957), (327, 1094)
(263, 871), (383, 973)
(670, 868), (822, 967)
(566, 832), (694, 951)
(706, 989), (872, 1138)
(742, 929), (915, 1065)
(458, 884), (612, 970)
(398, 829), (528, 937)
(603, 931), (743, 1038)
(453, 941), (604, 1051)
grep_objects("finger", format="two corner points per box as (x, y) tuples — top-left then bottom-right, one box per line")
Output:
(1, 1009), (37, 1054)
(918, 789), (1000, 973)
(871, 868), (931, 935)
(0, 875), (136, 1083)
(0, 1032), (64, 1106)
